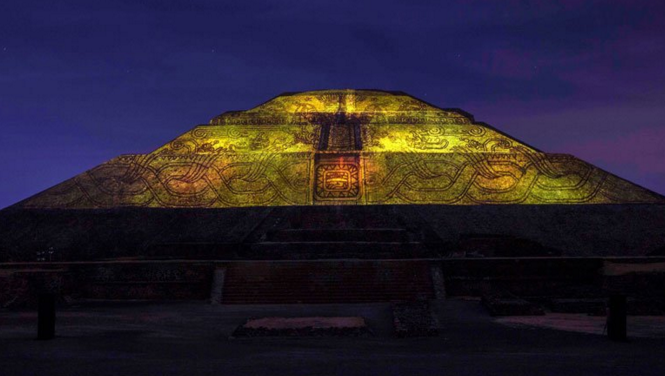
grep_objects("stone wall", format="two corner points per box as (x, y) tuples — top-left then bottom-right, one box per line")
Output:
(1, 258), (663, 307)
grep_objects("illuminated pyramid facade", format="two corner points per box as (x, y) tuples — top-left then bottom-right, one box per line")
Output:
(18, 90), (664, 208)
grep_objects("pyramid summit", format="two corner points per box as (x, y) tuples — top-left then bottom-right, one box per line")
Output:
(13, 89), (664, 208)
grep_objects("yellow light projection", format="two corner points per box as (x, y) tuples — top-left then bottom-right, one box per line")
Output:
(17, 90), (665, 208)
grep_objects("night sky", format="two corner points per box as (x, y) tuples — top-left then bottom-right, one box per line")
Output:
(1, 0), (664, 209)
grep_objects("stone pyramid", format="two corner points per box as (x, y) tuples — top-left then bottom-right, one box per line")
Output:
(14, 89), (664, 208)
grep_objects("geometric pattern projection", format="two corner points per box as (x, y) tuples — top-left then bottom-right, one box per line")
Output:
(16, 90), (665, 208)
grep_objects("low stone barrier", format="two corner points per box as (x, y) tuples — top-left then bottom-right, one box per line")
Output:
(231, 317), (371, 337)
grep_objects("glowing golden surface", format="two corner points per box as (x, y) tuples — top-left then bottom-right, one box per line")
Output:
(17, 90), (664, 208)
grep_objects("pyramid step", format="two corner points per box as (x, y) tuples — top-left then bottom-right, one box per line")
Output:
(283, 207), (404, 229)
(245, 241), (432, 259)
(221, 261), (435, 304)
(266, 228), (413, 242)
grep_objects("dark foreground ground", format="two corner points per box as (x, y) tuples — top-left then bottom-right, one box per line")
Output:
(1, 299), (665, 376)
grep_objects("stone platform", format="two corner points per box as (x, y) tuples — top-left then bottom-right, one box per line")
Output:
(1, 204), (664, 308)
(2, 204), (665, 262)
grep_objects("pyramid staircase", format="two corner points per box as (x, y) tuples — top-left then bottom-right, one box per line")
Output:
(220, 206), (441, 304)
(221, 260), (435, 304)
(240, 206), (441, 260)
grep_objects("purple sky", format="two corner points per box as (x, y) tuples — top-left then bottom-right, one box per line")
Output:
(1, 0), (664, 209)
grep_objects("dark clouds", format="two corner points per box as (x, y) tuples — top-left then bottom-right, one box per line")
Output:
(1, 0), (664, 208)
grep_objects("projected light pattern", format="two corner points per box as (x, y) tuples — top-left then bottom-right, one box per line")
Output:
(17, 90), (664, 208)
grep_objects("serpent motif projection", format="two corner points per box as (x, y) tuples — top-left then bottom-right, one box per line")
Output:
(16, 90), (664, 208)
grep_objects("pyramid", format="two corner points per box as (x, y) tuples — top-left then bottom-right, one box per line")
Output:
(13, 89), (664, 209)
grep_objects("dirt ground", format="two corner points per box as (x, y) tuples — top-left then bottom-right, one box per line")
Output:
(1, 299), (665, 376)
